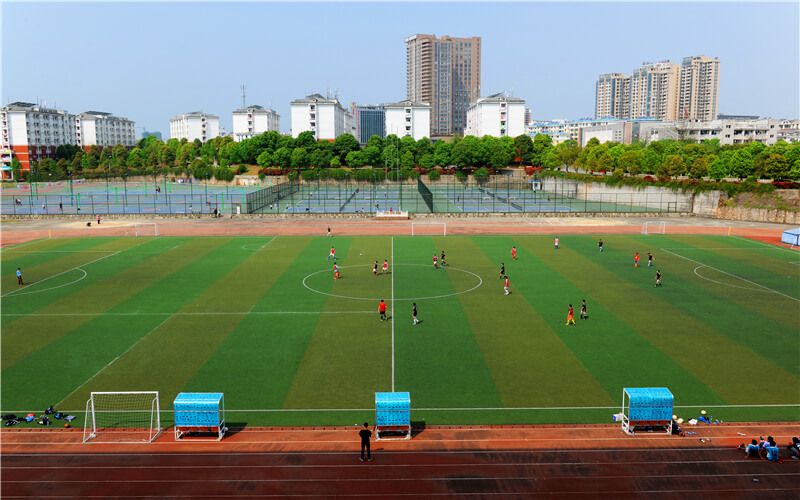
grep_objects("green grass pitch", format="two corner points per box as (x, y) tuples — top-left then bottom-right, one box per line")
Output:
(1, 234), (798, 427)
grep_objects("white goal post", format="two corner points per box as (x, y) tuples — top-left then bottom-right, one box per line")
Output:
(83, 391), (162, 443)
(411, 222), (447, 236)
(135, 223), (159, 237)
(641, 221), (666, 235)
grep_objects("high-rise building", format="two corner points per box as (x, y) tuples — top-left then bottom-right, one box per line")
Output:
(232, 105), (280, 142)
(679, 55), (721, 121)
(1, 101), (77, 171)
(76, 111), (136, 150)
(405, 34), (481, 136)
(465, 93), (525, 138)
(290, 93), (353, 140)
(351, 104), (386, 144)
(169, 112), (220, 142)
(141, 131), (163, 141)
(385, 100), (431, 141)
(595, 55), (720, 121)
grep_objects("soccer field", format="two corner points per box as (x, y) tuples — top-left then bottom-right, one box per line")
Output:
(1, 233), (798, 427)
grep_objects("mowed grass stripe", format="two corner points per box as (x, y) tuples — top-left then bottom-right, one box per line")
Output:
(660, 235), (799, 299)
(1, 238), (155, 323)
(182, 237), (320, 411)
(511, 236), (725, 406)
(1, 237), (114, 266)
(1, 238), (202, 367)
(58, 238), (277, 410)
(569, 236), (799, 404)
(611, 236), (799, 371)
(455, 237), (610, 408)
(283, 237), (394, 409)
(395, 236), (503, 410)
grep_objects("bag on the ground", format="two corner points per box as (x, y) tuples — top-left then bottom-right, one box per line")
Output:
(2, 414), (17, 420)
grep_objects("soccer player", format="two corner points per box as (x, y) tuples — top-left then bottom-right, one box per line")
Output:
(555, 236), (559, 250)
(647, 252), (653, 267)
(379, 300), (387, 321)
(328, 246), (336, 260)
(598, 239), (603, 252)
(412, 303), (419, 325)
(634, 252), (640, 268)
(511, 246), (517, 260)
(373, 261), (379, 276)
(327, 226), (332, 237)
(440, 250), (447, 266)
(333, 263), (341, 280)
(499, 263), (505, 279)
(504, 276), (510, 295)
(16, 267), (24, 285)
(580, 299), (587, 320)
(566, 304), (576, 325)
(382, 259), (388, 275)
(655, 270), (662, 287)
(433, 254), (438, 269)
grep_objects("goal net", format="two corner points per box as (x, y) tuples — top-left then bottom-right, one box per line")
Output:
(83, 391), (162, 443)
(135, 223), (159, 237)
(411, 222), (446, 236)
(641, 221), (666, 235)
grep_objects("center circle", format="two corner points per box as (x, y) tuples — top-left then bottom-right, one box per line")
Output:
(302, 263), (483, 301)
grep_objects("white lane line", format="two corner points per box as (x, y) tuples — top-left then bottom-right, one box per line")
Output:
(662, 248), (799, 302)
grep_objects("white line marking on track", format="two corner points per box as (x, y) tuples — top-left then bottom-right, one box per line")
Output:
(662, 248), (799, 302)
(391, 236), (395, 392)
(731, 235), (800, 255)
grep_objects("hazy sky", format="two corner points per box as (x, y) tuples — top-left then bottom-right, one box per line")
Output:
(2, 1), (798, 137)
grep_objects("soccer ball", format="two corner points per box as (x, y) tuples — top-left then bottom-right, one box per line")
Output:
(360, 253), (362, 256)
(701, 410), (706, 415)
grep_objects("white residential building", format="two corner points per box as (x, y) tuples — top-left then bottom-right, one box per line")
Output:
(169, 112), (220, 142)
(639, 118), (781, 146)
(384, 100), (431, 140)
(76, 111), (136, 149)
(1, 101), (77, 173)
(465, 93), (525, 138)
(232, 105), (280, 142)
(290, 93), (353, 140)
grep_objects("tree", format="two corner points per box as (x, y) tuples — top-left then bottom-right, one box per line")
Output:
(333, 134), (360, 162)
(514, 134), (534, 164)
(366, 135), (384, 151)
(295, 131), (316, 149)
(273, 147), (292, 169)
(530, 134), (553, 166)
(663, 155), (687, 177)
(309, 149), (330, 168)
(418, 153), (434, 170)
(160, 147), (176, 166)
(433, 140), (451, 167)
(70, 152), (84, 172)
(682, 143), (703, 167)
(345, 150), (364, 167)
(708, 158), (727, 181)
(542, 149), (559, 170)
(689, 157), (708, 179)
(728, 149), (754, 180)
(290, 148), (310, 169)
(764, 154), (789, 180)
(556, 143), (580, 171)
(642, 149), (662, 174)
(362, 146), (381, 167)
(400, 150), (415, 169)
(619, 150), (643, 174)
(596, 151), (616, 172)
(330, 156), (341, 168)
(10, 158), (22, 180)
(257, 151), (273, 168)
(487, 140), (510, 169)
(451, 140), (473, 168)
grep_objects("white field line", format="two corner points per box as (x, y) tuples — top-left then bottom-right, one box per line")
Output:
(2, 250), (123, 253)
(2, 249), (121, 298)
(57, 315), (174, 407)
(391, 236), (395, 392)
(661, 248), (799, 302)
(244, 237), (275, 317)
(732, 235), (800, 255)
(0, 311), (377, 317)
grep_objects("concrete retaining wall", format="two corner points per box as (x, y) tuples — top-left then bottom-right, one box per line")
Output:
(714, 206), (800, 224)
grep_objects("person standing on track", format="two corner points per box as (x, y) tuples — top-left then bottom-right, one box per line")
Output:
(359, 422), (373, 462)
(379, 300), (387, 321)
(16, 267), (24, 285)
(327, 226), (332, 237)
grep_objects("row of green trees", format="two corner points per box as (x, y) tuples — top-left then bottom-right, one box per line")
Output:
(12, 130), (800, 182)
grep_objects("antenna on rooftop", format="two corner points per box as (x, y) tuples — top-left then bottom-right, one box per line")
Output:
(326, 88), (332, 99)
(240, 84), (247, 110)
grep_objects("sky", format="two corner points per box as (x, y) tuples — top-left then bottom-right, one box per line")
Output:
(2, 1), (798, 138)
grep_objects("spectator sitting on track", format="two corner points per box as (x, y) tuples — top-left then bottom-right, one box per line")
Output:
(766, 439), (781, 462)
(786, 437), (799, 459)
(743, 439), (760, 458)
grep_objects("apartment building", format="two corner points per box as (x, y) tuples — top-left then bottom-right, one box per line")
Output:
(351, 104), (386, 144)
(596, 55), (720, 121)
(232, 105), (280, 142)
(639, 118), (780, 146)
(290, 93), (353, 140)
(1, 101), (77, 172)
(76, 111), (136, 150)
(405, 34), (481, 136)
(385, 100), (431, 141)
(465, 93), (525, 138)
(169, 112), (220, 142)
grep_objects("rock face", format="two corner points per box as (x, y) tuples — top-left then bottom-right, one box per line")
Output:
(714, 190), (800, 224)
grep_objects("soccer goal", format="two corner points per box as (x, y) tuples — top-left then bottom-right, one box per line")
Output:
(83, 391), (162, 443)
(135, 223), (159, 237)
(411, 222), (446, 236)
(641, 221), (666, 235)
